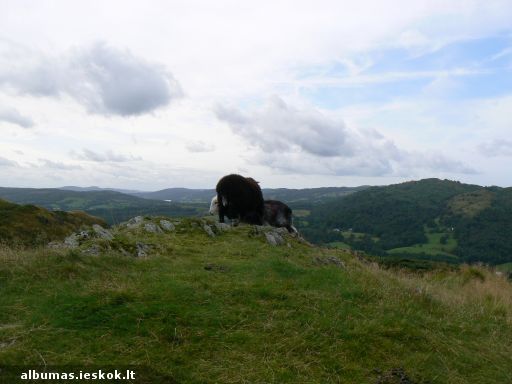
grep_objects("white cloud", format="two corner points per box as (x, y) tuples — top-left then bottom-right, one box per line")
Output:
(70, 149), (142, 163)
(38, 159), (83, 170)
(216, 96), (354, 157)
(0, 156), (18, 167)
(186, 140), (215, 153)
(217, 97), (476, 177)
(0, 42), (183, 116)
(478, 139), (512, 157)
(0, 107), (34, 128)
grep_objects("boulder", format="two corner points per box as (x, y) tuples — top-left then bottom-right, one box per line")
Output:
(136, 242), (150, 257)
(63, 233), (79, 248)
(144, 222), (163, 234)
(214, 222), (231, 232)
(92, 224), (113, 240)
(203, 224), (216, 237)
(159, 220), (175, 232)
(126, 216), (144, 229)
(265, 231), (285, 246)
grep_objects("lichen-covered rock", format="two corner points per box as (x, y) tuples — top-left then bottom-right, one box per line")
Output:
(203, 224), (216, 237)
(126, 216), (144, 229)
(265, 231), (285, 246)
(136, 242), (150, 257)
(159, 220), (175, 232)
(314, 255), (345, 268)
(77, 231), (90, 240)
(273, 227), (289, 235)
(214, 222), (231, 232)
(144, 222), (163, 234)
(63, 233), (79, 248)
(81, 244), (102, 256)
(92, 224), (113, 240)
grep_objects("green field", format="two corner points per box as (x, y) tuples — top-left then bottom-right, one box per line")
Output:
(496, 262), (512, 272)
(388, 224), (458, 259)
(1, 217), (511, 383)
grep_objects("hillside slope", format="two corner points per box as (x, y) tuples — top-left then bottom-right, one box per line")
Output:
(0, 187), (204, 225)
(1, 217), (511, 383)
(301, 179), (512, 265)
(0, 199), (105, 246)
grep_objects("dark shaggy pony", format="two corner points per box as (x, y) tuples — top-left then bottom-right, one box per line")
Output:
(214, 174), (264, 225)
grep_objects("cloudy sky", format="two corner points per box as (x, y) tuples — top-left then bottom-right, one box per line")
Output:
(1, 0), (512, 190)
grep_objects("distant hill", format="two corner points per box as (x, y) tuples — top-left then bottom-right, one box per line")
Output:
(0, 188), (205, 225)
(0, 199), (105, 246)
(132, 186), (367, 203)
(0, 185), (367, 225)
(60, 186), (143, 194)
(300, 178), (512, 265)
(131, 188), (216, 202)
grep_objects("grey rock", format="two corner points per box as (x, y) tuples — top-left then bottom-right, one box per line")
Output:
(127, 216), (144, 229)
(64, 233), (79, 248)
(265, 231), (285, 246)
(144, 222), (163, 234)
(214, 222), (231, 231)
(81, 244), (101, 256)
(273, 227), (289, 235)
(92, 224), (113, 240)
(203, 224), (216, 237)
(314, 255), (345, 268)
(77, 231), (90, 240)
(136, 242), (150, 257)
(159, 220), (175, 231)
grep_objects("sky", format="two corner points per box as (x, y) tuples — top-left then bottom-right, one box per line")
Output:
(1, 0), (512, 190)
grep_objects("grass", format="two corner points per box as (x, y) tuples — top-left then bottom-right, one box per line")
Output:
(447, 189), (495, 218)
(0, 199), (105, 246)
(1, 218), (511, 383)
(496, 262), (512, 272)
(292, 209), (310, 217)
(388, 224), (458, 260)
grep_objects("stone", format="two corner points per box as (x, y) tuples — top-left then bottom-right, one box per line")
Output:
(81, 244), (101, 256)
(214, 222), (231, 232)
(92, 224), (113, 240)
(136, 242), (150, 257)
(144, 222), (163, 234)
(126, 216), (144, 229)
(273, 227), (289, 235)
(159, 220), (175, 231)
(203, 224), (216, 237)
(63, 233), (79, 248)
(313, 255), (345, 268)
(265, 231), (285, 246)
(77, 231), (90, 241)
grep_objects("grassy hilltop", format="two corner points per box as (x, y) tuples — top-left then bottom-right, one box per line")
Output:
(1, 217), (511, 383)
(0, 199), (105, 246)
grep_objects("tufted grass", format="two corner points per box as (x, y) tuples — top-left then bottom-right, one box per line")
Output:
(0, 220), (511, 383)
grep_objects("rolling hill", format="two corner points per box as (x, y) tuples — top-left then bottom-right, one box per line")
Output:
(126, 186), (367, 204)
(0, 187), (206, 225)
(300, 179), (512, 265)
(0, 199), (105, 246)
